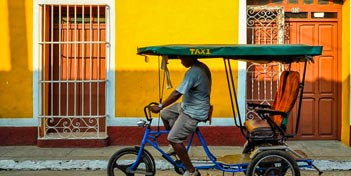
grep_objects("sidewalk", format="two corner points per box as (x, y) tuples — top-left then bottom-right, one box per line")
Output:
(0, 140), (351, 171)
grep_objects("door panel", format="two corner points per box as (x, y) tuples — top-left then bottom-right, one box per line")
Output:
(319, 99), (334, 136)
(287, 22), (338, 139)
(319, 25), (335, 55)
(299, 24), (316, 45)
(299, 98), (315, 136)
(320, 56), (334, 93)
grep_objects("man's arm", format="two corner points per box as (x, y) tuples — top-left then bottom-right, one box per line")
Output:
(150, 90), (182, 113)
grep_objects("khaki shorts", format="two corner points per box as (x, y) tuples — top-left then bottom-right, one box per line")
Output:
(160, 103), (199, 143)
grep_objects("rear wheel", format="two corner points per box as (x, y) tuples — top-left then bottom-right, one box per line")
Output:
(246, 150), (300, 176)
(107, 147), (156, 176)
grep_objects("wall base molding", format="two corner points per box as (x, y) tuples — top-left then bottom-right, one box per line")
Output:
(0, 126), (246, 147)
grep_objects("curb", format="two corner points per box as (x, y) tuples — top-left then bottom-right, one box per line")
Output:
(1, 160), (351, 171)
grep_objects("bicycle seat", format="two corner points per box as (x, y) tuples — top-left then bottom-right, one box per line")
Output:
(244, 71), (300, 147)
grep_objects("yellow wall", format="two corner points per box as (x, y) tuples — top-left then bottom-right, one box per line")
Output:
(115, 0), (240, 117)
(0, 0), (239, 119)
(0, 0), (33, 118)
(0, 0), (349, 145)
(341, 0), (350, 145)
(116, 0), (239, 70)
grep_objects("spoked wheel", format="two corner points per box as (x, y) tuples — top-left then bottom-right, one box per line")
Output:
(246, 150), (300, 176)
(107, 147), (156, 176)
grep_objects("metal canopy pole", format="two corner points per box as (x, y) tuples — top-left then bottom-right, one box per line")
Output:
(294, 60), (308, 135)
(223, 58), (247, 138)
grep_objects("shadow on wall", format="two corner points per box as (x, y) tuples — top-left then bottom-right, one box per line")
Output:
(113, 65), (348, 145)
(0, 0), (32, 118)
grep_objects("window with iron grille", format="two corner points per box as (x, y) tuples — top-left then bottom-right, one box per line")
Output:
(38, 4), (109, 139)
(246, 6), (285, 120)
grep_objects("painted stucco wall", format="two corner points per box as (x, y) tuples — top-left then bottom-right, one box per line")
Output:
(341, 0), (351, 145)
(0, 0), (350, 146)
(0, 0), (240, 119)
(0, 0), (33, 118)
(115, 0), (240, 118)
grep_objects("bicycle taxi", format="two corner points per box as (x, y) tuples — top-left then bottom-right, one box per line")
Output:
(108, 44), (323, 176)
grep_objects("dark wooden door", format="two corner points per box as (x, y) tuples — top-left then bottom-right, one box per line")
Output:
(286, 21), (339, 139)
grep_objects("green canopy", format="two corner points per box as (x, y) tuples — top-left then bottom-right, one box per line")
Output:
(137, 44), (323, 63)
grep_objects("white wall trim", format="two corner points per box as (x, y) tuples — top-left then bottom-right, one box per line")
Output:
(0, 118), (38, 127)
(32, 0), (41, 128)
(0, 116), (248, 127)
(238, 0), (247, 44)
(238, 0), (247, 123)
(105, 1), (116, 127)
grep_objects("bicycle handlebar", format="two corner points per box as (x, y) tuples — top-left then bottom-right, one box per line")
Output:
(143, 102), (159, 121)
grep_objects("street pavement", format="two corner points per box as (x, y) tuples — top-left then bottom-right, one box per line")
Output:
(0, 140), (351, 175)
(2, 170), (351, 176)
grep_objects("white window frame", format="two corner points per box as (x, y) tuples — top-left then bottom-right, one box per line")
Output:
(32, 0), (115, 129)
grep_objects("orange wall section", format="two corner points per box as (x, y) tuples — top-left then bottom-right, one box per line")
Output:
(0, 0), (33, 118)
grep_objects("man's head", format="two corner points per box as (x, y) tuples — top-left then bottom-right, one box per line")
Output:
(180, 57), (198, 68)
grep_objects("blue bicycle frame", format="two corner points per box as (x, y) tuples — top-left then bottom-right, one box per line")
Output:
(128, 122), (317, 174)
(129, 124), (248, 173)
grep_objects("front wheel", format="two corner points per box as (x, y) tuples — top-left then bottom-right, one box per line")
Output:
(107, 147), (156, 176)
(246, 150), (300, 176)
